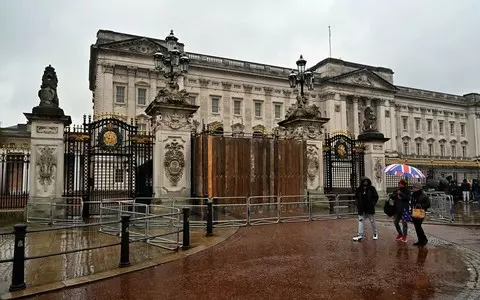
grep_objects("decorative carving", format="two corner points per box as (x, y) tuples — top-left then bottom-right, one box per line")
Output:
(155, 112), (193, 131)
(282, 89), (291, 97)
(335, 104), (341, 112)
(376, 99), (386, 106)
(127, 66), (137, 76)
(38, 65), (60, 108)
(36, 146), (57, 192)
(221, 81), (232, 90)
(198, 79), (210, 87)
(208, 121), (224, 133)
(243, 84), (253, 92)
(36, 126), (58, 134)
(105, 38), (160, 55)
(231, 123), (245, 136)
(164, 141), (185, 187)
(264, 87), (273, 95)
(103, 64), (114, 74)
(374, 158), (383, 183)
(362, 107), (377, 132)
(351, 75), (373, 86)
(373, 144), (383, 150)
(153, 87), (190, 105)
(307, 146), (319, 183)
(385, 110), (390, 118)
(334, 138), (349, 158)
(252, 124), (266, 133)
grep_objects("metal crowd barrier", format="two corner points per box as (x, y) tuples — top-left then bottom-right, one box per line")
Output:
(334, 194), (357, 218)
(310, 194), (338, 220)
(211, 196), (249, 227)
(248, 196), (279, 226)
(426, 192), (454, 223)
(279, 195), (310, 223)
(26, 197), (84, 225)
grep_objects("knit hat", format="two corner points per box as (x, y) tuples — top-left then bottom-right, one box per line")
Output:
(398, 179), (407, 186)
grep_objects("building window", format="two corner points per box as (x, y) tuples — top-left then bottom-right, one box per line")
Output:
(451, 145), (456, 156)
(189, 95), (196, 105)
(115, 86), (126, 104)
(211, 97), (220, 113)
(416, 142), (421, 155)
(439, 121), (444, 134)
(137, 123), (147, 133)
(450, 122), (455, 134)
(440, 144), (445, 156)
(415, 119), (420, 132)
(403, 142), (409, 155)
(274, 104), (282, 119)
(428, 144), (433, 156)
(462, 146), (467, 157)
(427, 120), (432, 132)
(402, 117), (408, 130)
(137, 88), (147, 105)
(114, 169), (124, 183)
(254, 102), (262, 118)
(233, 100), (241, 115)
(460, 124), (465, 136)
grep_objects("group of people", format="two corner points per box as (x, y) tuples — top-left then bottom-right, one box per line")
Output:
(352, 177), (430, 246)
(438, 176), (479, 203)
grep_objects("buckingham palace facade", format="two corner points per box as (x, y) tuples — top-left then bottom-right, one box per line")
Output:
(88, 29), (480, 188)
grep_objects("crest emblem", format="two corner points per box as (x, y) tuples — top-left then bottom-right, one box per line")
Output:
(164, 141), (185, 186)
(98, 123), (122, 150)
(334, 139), (348, 158)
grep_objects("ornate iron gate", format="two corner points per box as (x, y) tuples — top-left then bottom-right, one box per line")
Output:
(64, 116), (154, 217)
(323, 133), (365, 194)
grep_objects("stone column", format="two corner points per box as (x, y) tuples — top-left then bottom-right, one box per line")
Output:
(222, 81), (233, 127)
(361, 140), (388, 195)
(340, 95), (347, 130)
(145, 87), (200, 199)
(127, 66), (137, 119)
(103, 63), (114, 114)
(24, 65), (72, 219)
(376, 98), (386, 138)
(278, 106), (330, 193)
(352, 96), (359, 138)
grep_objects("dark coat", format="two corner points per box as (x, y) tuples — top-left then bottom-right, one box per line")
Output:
(355, 177), (379, 215)
(411, 190), (430, 211)
(461, 181), (471, 192)
(391, 187), (411, 215)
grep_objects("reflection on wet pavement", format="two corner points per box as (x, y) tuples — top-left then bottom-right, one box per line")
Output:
(30, 220), (469, 300)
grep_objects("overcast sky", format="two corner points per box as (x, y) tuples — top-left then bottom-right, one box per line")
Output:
(0, 0), (479, 126)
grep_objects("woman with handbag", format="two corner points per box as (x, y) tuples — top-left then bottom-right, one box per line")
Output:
(411, 183), (431, 246)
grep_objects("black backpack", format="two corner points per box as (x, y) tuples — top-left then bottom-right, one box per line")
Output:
(384, 200), (396, 217)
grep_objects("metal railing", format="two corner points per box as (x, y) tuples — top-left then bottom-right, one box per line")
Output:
(0, 206), (189, 292)
(425, 192), (454, 222)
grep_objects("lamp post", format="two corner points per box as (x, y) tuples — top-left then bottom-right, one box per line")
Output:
(153, 30), (190, 90)
(288, 55), (314, 99)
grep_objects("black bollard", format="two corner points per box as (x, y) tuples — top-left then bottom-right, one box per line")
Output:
(182, 208), (190, 249)
(206, 200), (213, 237)
(119, 215), (131, 268)
(9, 224), (27, 292)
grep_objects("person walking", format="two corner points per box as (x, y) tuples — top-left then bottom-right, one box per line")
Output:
(352, 177), (379, 241)
(461, 179), (471, 202)
(411, 183), (431, 246)
(472, 179), (479, 203)
(394, 179), (411, 242)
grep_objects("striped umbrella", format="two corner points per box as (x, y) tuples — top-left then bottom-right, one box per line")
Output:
(383, 164), (426, 179)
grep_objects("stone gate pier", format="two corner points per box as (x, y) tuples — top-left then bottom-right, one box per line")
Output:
(24, 65), (72, 219)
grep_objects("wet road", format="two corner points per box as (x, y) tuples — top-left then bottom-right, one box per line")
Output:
(30, 220), (469, 300)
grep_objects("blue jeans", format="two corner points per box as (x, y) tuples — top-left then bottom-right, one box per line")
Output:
(358, 213), (378, 237)
(473, 190), (478, 202)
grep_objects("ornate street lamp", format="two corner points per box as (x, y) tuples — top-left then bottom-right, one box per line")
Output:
(288, 55), (314, 98)
(154, 30), (190, 89)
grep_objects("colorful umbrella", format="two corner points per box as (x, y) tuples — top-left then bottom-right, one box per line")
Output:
(383, 164), (426, 179)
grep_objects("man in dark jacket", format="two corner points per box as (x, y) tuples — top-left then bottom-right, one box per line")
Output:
(460, 179), (471, 202)
(411, 183), (431, 246)
(353, 177), (379, 241)
(472, 179), (479, 203)
(393, 179), (411, 242)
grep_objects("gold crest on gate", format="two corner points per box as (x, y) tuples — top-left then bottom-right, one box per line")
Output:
(334, 139), (348, 158)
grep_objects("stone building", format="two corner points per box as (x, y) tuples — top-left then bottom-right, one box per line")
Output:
(88, 29), (480, 188)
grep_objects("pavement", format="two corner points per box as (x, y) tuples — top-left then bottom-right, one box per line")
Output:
(1, 201), (480, 299)
(17, 219), (480, 300)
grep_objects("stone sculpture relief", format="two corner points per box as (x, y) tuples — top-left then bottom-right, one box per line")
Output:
(362, 107), (377, 132)
(307, 146), (320, 183)
(164, 141), (185, 187)
(36, 146), (57, 192)
(36, 126), (58, 134)
(352, 75), (373, 86)
(38, 65), (60, 108)
(155, 112), (194, 131)
(374, 158), (383, 183)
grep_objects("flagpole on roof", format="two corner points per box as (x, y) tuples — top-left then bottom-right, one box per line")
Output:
(328, 25), (332, 58)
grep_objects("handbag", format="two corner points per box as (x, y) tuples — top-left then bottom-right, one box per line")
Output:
(412, 205), (426, 219)
(383, 199), (396, 217)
